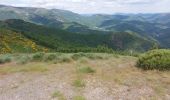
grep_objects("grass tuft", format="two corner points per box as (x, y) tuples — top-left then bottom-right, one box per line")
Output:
(52, 91), (66, 100)
(78, 66), (95, 73)
(73, 79), (85, 87)
(73, 96), (86, 100)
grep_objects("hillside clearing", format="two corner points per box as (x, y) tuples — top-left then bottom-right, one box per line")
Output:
(0, 53), (169, 100)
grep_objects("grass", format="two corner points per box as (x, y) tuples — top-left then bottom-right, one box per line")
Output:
(0, 63), (49, 74)
(78, 57), (88, 64)
(71, 53), (110, 60)
(32, 52), (45, 61)
(0, 54), (12, 64)
(16, 55), (31, 64)
(0, 53), (169, 99)
(52, 91), (66, 100)
(78, 66), (95, 74)
(73, 96), (86, 100)
(73, 79), (85, 87)
(44, 53), (57, 61)
(0, 53), (113, 65)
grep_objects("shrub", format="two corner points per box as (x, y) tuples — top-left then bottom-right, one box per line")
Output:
(61, 57), (71, 62)
(0, 55), (12, 64)
(78, 66), (95, 73)
(72, 53), (107, 60)
(85, 53), (106, 59)
(136, 49), (170, 70)
(54, 55), (72, 63)
(32, 52), (45, 61)
(44, 53), (57, 61)
(72, 53), (86, 60)
(17, 55), (31, 64)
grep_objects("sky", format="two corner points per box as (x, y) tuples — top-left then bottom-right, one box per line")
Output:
(0, 0), (170, 14)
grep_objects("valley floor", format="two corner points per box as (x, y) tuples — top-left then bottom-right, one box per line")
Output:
(0, 54), (169, 100)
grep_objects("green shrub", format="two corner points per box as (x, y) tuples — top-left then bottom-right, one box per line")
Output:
(72, 53), (86, 60)
(72, 53), (106, 60)
(85, 53), (106, 59)
(61, 57), (72, 63)
(0, 55), (12, 64)
(54, 55), (72, 63)
(44, 53), (57, 61)
(78, 66), (95, 73)
(136, 49), (170, 70)
(17, 55), (31, 64)
(32, 52), (45, 61)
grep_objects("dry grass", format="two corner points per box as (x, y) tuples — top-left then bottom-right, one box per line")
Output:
(52, 91), (66, 100)
(0, 53), (169, 99)
(0, 63), (49, 74)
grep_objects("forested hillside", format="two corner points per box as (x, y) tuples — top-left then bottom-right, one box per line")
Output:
(0, 19), (155, 53)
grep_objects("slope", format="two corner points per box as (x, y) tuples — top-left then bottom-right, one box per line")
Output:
(99, 19), (170, 48)
(0, 29), (48, 54)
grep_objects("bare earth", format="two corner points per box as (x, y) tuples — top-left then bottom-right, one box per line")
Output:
(0, 56), (170, 100)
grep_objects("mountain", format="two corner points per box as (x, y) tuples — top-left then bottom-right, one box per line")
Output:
(98, 15), (170, 48)
(0, 5), (169, 51)
(0, 5), (114, 34)
(0, 19), (155, 53)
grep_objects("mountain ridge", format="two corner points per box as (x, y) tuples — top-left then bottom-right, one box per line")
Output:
(0, 4), (169, 52)
(0, 19), (156, 53)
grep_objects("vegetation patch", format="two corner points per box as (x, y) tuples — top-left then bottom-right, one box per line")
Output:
(72, 53), (109, 60)
(52, 91), (66, 100)
(16, 55), (31, 64)
(44, 53), (57, 61)
(32, 52), (45, 61)
(78, 57), (88, 64)
(73, 96), (86, 100)
(0, 63), (49, 73)
(73, 79), (85, 87)
(0, 54), (12, 64)
(78, 66), (95, 73)
(72, 53), (86, 60)
(136, 49), (170, 70)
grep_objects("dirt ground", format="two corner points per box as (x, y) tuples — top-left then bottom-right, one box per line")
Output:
(0, 56), (169, 100)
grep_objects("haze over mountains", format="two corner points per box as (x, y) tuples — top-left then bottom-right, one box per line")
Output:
(0, 5), (170, 53)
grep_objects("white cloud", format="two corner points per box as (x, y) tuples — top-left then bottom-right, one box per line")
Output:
(0, 0), (170, 14)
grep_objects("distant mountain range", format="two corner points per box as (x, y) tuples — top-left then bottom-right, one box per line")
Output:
(0, 5), (169, 53)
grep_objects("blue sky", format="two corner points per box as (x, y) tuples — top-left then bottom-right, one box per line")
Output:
(0, 0), (170, 14)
